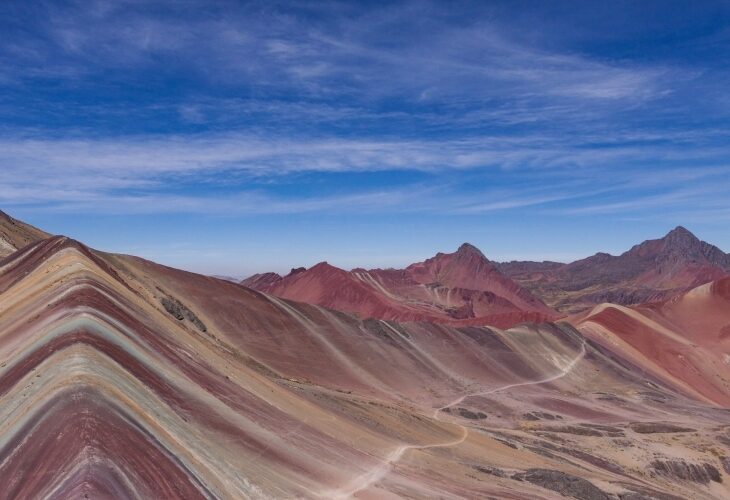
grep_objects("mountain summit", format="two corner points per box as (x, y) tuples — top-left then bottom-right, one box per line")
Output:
(243, 243), (557, 328)
(628, 226), (730, 269)
(455, 242), (486, 258)
(499, 226), (730, 312)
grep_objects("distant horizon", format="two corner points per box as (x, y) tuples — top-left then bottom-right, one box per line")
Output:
(5, 209), (725, 278)
(2, 1), (729, 276)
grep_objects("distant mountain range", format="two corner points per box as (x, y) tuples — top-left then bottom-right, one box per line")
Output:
(498, 226), (730, 312)
(244, 226), (730, 320)
(243, 242), (557, 328)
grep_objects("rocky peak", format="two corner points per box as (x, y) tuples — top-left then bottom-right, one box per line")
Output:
(659, 226), (730, 266)
(439, 243), (498, 278)
(667, 225), (692, 236)
(662, 226), (700, 248)
(625, 226), (730, 270)
(455, 242), (488, 260)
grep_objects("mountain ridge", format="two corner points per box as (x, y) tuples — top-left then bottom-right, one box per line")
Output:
(1, 210), (729, 498)
(0, 210), (50, 257)
(243, 242), (558, 328)
(498, 226), (730, 312)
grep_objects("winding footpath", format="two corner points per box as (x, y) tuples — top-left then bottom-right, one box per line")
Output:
(331, 338), (587, 499)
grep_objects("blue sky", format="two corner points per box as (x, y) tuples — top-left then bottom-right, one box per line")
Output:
(1, 0), (730, 276)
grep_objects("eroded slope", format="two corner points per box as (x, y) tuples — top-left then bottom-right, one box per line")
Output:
(0, 237), (728, 499)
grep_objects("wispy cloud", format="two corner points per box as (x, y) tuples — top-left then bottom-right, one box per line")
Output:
(0, 126), (728, 217)
(3, 131), (725, 179)
(0, 0), (728, 227)
(1, 1), (673, 108)
(17, 187), (431, 216)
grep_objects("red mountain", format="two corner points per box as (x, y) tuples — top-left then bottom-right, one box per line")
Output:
(572, 276), (730, 407)
(240, 271), (283, 289)
(499, 226), (730, 312)
(243, 243), (558, 328)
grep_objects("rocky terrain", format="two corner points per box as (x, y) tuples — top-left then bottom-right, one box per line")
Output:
(0, 212), (729, 498)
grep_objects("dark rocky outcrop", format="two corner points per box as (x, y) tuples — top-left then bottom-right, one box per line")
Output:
(523, 411), (562, 421)
(721, 456), (730, 475)
(580, 423), (623, 432)
(511, 468), (610, 500)
(536, 440), (625, 475)
(630, 422), (695, 434)
(650, 460), (721, 484)
(618, 486), (685, 500)
(161, 296), (207, 333)
(362, 318), (399, 346)
(541, 425), (602, 437)
(473, 465), (506, 477)
(458, 408), (487, 420)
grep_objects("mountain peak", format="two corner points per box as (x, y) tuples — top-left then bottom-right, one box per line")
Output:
(455, 242), (486, 259)
(661, 226), (702, 252)
(306, 261), (349, 276)
(665, 225), (696, 240)
(625, 226), (702, 259)
(670, 225), (690, 233)
(621, 224), (730, 271)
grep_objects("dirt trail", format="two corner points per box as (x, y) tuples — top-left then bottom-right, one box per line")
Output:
(331, 338), (587, 498)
